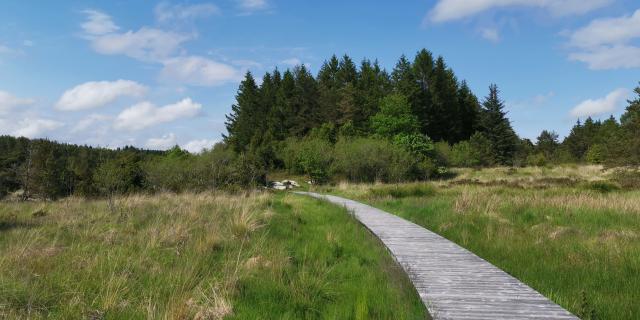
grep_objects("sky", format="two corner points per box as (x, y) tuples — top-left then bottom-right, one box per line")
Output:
(0, 0), (639, 152)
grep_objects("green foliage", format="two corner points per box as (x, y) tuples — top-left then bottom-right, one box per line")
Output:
(527, 153), (548, 167)
(333, 138), (428, 183)
(479, 84), (518, 165)
(585, 144), (606, 164)
(282, 137), (334, 183)
(94, 152), (145, 195)
(370, 94), (420, 137)
(584, 181), (620, 193)
(392, 133), (435, 158)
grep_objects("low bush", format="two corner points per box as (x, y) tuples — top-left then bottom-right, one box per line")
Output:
(333, 138), (422, 183)
(611, 169), (640, 189)
(584, 181), (620, 193)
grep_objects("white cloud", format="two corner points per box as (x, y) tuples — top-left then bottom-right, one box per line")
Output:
(427, 0), (612, 23)
(480, 28), (500, 43)
(160, 56), (240, 86)
(13, 118), (64, 138)
(115, 98), (202, 131)
(567, 10), (640, 70)
(82, 10), (191, 61)
(155, 2), (220, 22)
(146, 133), (178, 150)
(570, 88), (629, 118)
(91, 27), (191, 61)
(71, 114), (112, 133)
(569, 9), (640, 49)
(183, 138), (218, 153)
(81, 9), (119, 35)
(0, 90), (35, 113)
(55, 80), (147, 111)
(569, 45), (640, 70)
(238, 0), (268, 12)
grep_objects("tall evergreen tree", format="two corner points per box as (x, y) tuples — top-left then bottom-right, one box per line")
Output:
(457, 80), (481, 140)
(224, 72), (261, 152)
(412, 49), (435, 132)
(290, 65), (320, 136)
(428, 57), (461, 142)
(479, 84), (518, 165)
(356, 59), (391, 129)
(391, 55), (420, 113)
(317, 55), (341, 123)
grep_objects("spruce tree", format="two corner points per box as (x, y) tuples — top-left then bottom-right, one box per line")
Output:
(479, 84), (518, 165)
(428, 57), (461, 142)
(224, 72), (260, 152)
(412, 49), (435, 133)
(457, 80), (481, 140)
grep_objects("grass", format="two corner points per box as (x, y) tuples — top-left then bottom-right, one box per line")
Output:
(318, 165), (640, 320)
(0, 192), (426, 319)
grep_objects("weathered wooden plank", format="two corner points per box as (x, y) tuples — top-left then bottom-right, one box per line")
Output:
(295, 192), (579, 320)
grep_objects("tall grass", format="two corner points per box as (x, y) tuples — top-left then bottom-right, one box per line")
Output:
(0, 192), (426, 319)
(327, 166), (640, 320)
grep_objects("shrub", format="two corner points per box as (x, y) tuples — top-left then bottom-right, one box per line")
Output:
(527, 153), (548, 167)
(586, 144), (606, 164)
(585, 181), (620, 193)
(282, 137), (333, 184)
(392, 133), (435, 158)
(611, 169), (640, 189)
(333, 138), (420, 183)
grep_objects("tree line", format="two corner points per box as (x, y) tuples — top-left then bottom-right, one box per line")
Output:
(1, 48), (639, 199)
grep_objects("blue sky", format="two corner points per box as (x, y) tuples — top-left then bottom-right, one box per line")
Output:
(1, 0), (639, 152)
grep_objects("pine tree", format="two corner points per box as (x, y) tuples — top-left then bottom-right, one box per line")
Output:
(391, 55), (420, 114)
(291, 65), (320, 136)
(356, 59), (391, 130)
(457, 80), (481, 140)
(479, 84), (518, 165)
(536, 130), (559, 159)
(224, 72), (261, 152)
(428, 57), (461, 142)
(317, 55), (341, 123)
(412, 49), (435, 133)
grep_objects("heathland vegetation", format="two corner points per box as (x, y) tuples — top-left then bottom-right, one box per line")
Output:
(0, 192), (426, 318)
(318, 166), (640, 320)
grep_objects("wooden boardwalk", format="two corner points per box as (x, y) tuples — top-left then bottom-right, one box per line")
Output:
(296, 192), (579, 320)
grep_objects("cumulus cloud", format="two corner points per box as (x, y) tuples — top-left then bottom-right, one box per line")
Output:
(155, 2), (220, 22)
(13, 118), (64, 138)
(0, 90), (35, 113)
(55, 80), (147, 111)
(160, 56), (240, 86)
(81, 9), (119, 35)
(570, 88), (629, 118)
(427, 0), (612, 23)
(82, 10), (191, 61)
(567, 9), (640, 70)
(91, 27), (191, 61)
(146, 133), (178, 150)
(183, 138), (218, 153)
(115, 98), (202, 131)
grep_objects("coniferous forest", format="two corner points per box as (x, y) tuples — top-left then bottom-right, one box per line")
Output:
(1, 49), (640, 200)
